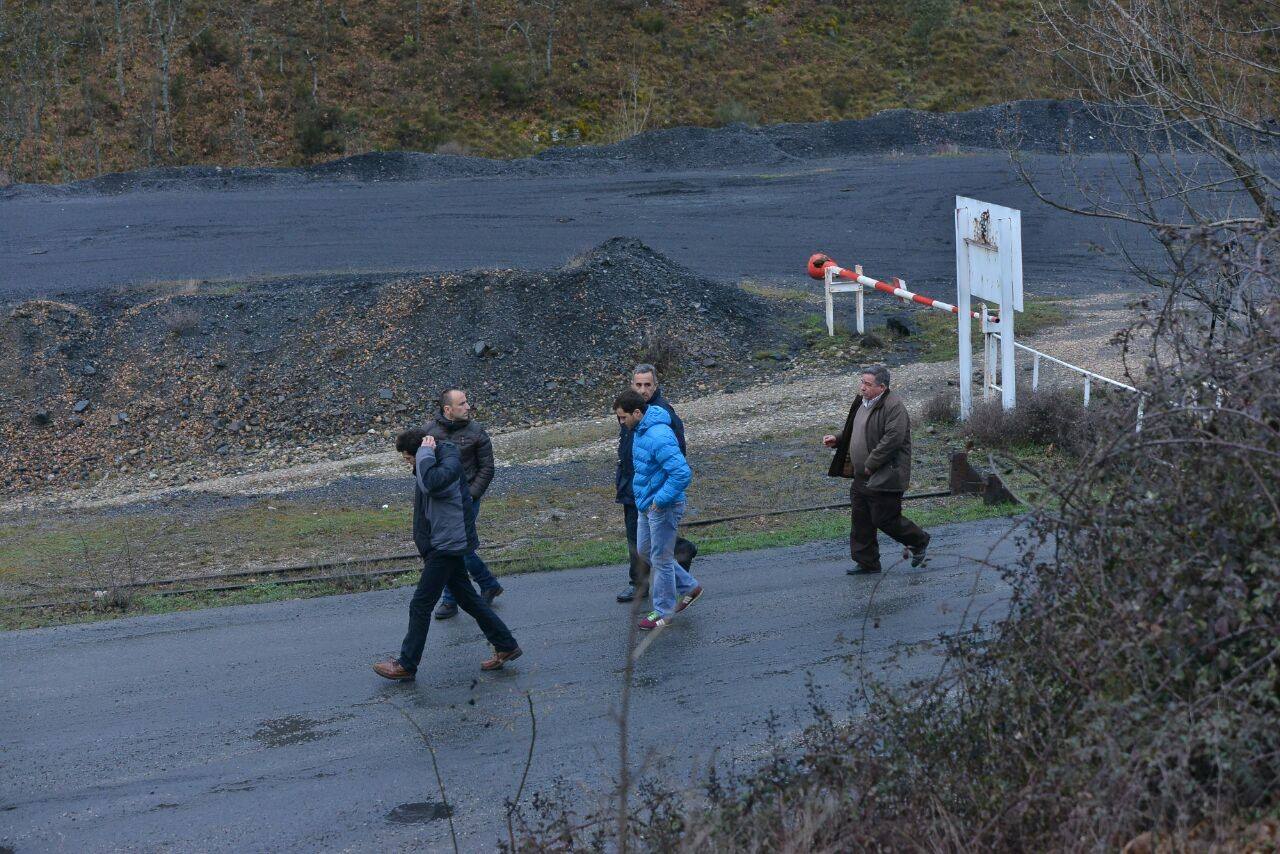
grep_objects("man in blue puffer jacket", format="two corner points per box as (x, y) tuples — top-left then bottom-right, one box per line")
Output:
(613, 390), (703, 630)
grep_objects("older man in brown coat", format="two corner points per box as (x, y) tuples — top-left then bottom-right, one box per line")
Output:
(823, 365), (931, 574)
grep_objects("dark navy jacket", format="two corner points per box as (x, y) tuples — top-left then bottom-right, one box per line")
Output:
(616, 388), (686, 506)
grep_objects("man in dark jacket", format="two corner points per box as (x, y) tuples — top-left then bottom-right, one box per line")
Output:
(372, 429), (522, 681)
(616, 364), (690, 603)
(424, 389), (503, 620)
(823, 365), (931, 575)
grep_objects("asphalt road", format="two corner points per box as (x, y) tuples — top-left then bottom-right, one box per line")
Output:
(1, 152), (1153, 300)
(0, 515), (1029, 853)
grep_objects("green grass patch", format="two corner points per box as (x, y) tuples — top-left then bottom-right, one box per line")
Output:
(0, 503), (411, 586)
(739, 279), (813, 303)
(791, 313), (864, 355)
(916, 297), (1068, 363)
(1, 496), (1017, 630)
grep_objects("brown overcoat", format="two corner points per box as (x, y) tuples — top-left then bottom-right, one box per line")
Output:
(827, 389), (913, 492)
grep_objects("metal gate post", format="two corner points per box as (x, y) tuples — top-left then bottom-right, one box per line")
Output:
(982, 304), (995, 402)
(824, 267), (835, 337)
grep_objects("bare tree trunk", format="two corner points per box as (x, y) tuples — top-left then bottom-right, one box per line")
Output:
(540, 0), (558, 79)
(81, 5), (106, 176)
(144, 0), (182, 160)
(49, 32), (70, 181)
(303, 49), (319, 103)
(111, 0), (127, 101)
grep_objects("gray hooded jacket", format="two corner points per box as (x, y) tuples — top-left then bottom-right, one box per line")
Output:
(411, 441), (480, 556)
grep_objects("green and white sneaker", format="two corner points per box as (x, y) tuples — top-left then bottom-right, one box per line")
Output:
(638, 611), (671, 631)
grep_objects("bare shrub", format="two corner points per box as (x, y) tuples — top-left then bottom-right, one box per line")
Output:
(161, 306), (201, 336)
(634, 328), (683, 378)
(606, 71), (656, 144)
(712, 99), (757, 127)
(961, 386), (1111, 454)
(921, 389), (958, 424)
(433, 140), (469, 156)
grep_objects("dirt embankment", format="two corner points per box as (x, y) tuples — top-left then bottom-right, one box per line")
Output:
(7, 100), (1137, 199)
(0, 239), (805, 494)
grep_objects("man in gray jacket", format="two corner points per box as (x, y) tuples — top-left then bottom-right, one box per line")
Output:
(423, 389), (503, 620)
(823, 365), (931, 575)
(373, 429), (522, 681)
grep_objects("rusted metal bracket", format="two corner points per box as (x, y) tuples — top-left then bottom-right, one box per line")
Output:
(950, 450), (1018, 506)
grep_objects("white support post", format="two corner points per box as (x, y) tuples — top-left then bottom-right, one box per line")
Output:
(1083, 377), (1091, 408)
(982, 304), (995, 402)
(855, 287), (864, 335)
(1031, 352), (1040, 391)
(996, 216), (1017, 411)
(824, 267), (835, 337)
(956, 209), (973, 420)
(1136, 397), (1144, 432)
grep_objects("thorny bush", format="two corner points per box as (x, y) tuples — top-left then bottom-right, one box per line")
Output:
(509, 226), (1280, 849)
(963, 385), (1101, 455)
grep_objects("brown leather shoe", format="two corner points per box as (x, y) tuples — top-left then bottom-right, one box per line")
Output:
(372, 659), (416, 681)
(480, 647), (522, 671)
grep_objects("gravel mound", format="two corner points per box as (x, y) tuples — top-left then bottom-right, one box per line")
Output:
(5, 99), (1169, 199)
(0, 239), (802, 494)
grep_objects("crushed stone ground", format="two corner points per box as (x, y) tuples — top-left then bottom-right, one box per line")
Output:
(0, 292), (1142, 516)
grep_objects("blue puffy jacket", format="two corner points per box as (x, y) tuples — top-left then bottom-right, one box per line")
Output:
(631, 404), (692, 510)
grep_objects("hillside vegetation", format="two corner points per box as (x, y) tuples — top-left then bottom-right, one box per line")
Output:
(0, 0), (1051, 183)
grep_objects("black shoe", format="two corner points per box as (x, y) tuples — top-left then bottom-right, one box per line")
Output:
(616, 584), (637, 603)
(434, 601), (458, 620)
(847, 565), (883, 575)
(482, 585), (503, 605)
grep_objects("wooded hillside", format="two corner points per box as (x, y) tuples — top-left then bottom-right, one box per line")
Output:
(0, 0), (1052, 183)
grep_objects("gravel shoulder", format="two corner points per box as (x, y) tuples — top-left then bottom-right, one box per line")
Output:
(1, 289), (1140, 516)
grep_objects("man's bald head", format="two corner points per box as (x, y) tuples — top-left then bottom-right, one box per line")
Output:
(440, 388), (471, 422)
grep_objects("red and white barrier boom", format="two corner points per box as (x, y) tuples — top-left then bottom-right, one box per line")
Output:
(806, 196), (1144, 430)
(808, 196), (1024, 417)
(806, 253), (988, 338)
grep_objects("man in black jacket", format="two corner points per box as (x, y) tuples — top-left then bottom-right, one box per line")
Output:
(615, 364), (694, 603)
(424, 389), (503, 620)
(372, 429), (522, 681)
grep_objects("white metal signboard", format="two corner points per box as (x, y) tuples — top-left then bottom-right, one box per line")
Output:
(956, 196), (1023, 415)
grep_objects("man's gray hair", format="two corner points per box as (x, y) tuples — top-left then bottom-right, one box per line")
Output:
(861, 365), (891, 387)
(632, 363), (658, 381)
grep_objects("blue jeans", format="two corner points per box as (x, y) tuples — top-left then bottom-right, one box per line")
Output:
(636, 500), (698, 618)
(440, 498), (501, 605)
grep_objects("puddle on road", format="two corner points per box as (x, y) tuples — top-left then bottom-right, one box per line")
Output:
(386, 801), (454, 824)
(251, 715), (334, 748)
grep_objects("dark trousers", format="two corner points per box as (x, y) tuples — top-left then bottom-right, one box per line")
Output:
(624, 502), (647, 585)
(623, 502), (697, 586)
(849, 481), (930, 572)
(439, 498), (501, 605)
(398, 551), (518, 672)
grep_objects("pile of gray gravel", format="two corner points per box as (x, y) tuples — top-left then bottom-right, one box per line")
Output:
(0, 239), (803, 493)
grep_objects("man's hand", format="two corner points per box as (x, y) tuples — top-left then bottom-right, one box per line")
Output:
(822, 434), (838, 448)
(863, 468), (872, 479)
(422, 435), (437, 450)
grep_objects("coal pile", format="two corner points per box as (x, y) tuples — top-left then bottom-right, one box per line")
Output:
(7, 99), (1178, 199)
(0, 239), (801, 493)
